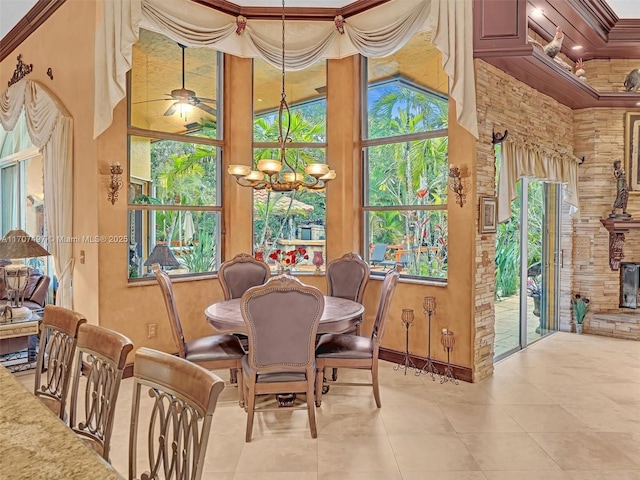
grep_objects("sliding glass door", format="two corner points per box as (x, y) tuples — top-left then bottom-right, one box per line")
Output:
(494, 178), (560, 360)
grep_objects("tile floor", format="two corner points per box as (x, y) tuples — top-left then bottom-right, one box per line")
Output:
(14, 331), (640, 479)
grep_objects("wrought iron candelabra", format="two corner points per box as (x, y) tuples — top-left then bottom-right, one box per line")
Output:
(417, 296), (439, 380)
(440, 329), (458, 384)
(394, 309), (419, 375)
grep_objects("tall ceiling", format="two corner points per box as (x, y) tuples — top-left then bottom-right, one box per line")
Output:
(1, 0), (638, 41)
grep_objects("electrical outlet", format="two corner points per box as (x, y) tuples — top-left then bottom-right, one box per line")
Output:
(148, 323), (157, 338)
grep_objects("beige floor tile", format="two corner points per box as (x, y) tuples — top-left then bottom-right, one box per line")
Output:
(482, 382), (557, 405)
(529, 432), (638, 470)
(318, 472), (402, 480)
(388, 432), (480, 472)
(502, 405), (590, 432)
(567, 403), (640, 432)
(483, 471), (571, 480)
(599, 432), (640, 467)
(234, 473), (317, 480)
(595, 382), (640, 405)
(317, 434), (399, 473)
(380, 404), (454, 433)
(565, 471), (640, 480)
(316, 411), (387, 436)
(431, 383), (497, 405)
(401, 472), (488, 480)
(440, 405), (523, 433)
(459, 432), (560, 471)
(235, 436), (318, 472)
(378, 383), (438, 406)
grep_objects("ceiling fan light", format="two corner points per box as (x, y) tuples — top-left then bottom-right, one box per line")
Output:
(320, 169), (336, 181)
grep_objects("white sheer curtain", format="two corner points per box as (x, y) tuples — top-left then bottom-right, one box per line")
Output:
(94, 0), (478, 139)
(497, 138), (580, 223)
(0, 80), (74, 309)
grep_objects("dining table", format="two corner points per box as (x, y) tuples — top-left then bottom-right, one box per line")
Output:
(0, 364), (124, 480)
(205, 295), (365, 335)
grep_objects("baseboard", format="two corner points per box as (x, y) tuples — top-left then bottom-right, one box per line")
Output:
(379, 347), (473, 383)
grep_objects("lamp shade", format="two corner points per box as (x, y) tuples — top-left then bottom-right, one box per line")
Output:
(0, 229), (50, 259)
(143, 243), (180, 267)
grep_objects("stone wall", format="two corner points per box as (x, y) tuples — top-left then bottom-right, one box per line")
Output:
(474, 60), (576, 379)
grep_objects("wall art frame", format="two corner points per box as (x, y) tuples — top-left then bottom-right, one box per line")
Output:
(479, 196), (497, 234)
(625, 111), (640, 193)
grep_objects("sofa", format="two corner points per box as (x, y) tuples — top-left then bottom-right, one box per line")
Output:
(0, 268), (51, 356)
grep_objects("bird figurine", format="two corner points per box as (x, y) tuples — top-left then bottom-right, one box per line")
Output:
(543, 26), (564, 59)
(624, 68), (640, 92)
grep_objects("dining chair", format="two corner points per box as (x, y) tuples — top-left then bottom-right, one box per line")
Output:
(69, 323), (134, 461)
(129, 347), (225, 480)
(240, 275), (324, 442)
(34, 305), (87, 420)
(325, 252), (370, 380)
(218, 252), (271, 300)
(153, 263), (245, 404)
(315, 266), (400, 408)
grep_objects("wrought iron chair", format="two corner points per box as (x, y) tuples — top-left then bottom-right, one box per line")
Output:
(240, 275), (324, 442)
(69, 324), (134, 460)
(34, 305), (87, 420)
(129, 347), (225, 480)
(315, 266), (400, 408)
(153, 264), (245, 405)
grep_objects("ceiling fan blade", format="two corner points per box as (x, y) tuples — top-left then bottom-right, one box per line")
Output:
(163, 102), (179, 116)
(132, 98), (173, 105)
(194, 97), (216, 104)
(194, 103), (217, 116)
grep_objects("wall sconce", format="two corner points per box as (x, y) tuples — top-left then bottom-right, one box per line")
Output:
(108, 162), (123, 205)
(448, 165), (466, 208)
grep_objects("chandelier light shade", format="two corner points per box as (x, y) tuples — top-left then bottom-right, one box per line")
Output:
(227, 0), (336, 192)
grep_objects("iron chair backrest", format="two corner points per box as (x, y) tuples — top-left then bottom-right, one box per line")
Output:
(69, 324), (134, 460)
(129, 347), (225, 480)
(369, 244), (387, 265)
(34, 305), (87, 420)
(152, 264), (187, 358)
(371, 266), (400, 347)
(326, 252), (370, 304)
(218, 253), (271, 300)
(241, 275), (324, 371)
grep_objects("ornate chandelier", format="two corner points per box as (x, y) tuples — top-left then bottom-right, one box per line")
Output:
(227, 0), (336, 191)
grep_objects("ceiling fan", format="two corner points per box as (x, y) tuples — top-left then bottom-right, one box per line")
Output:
(134, 43), (217, 117)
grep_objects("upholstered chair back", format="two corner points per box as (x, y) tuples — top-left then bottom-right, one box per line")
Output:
(326, 252), (370, 303)
(152, 264), (186, 358)
(69, 324), (134, 460)
(219, 253), (271, 300)
(371, 267), (400, 346)
(34, 305), (87, 420)
(241, 275), (323, 371)
(129, 347), (225, 480)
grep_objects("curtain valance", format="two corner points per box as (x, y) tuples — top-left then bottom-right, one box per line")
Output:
(0, 80), (75, 309)
(497, 138), (580, 223)
(94, 0), (478, 140)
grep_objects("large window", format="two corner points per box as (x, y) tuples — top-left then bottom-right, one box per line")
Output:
(128, 29), (222, 279)
(363, 31), (449, 280)
(252, 59), (327, 273)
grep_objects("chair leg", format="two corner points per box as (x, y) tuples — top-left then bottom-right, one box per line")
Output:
(236, 366), (244, 408)
(331, 368), (338, 381)
(372, 361), (381, 408)
(315, 363), (324, 407)
(229, 368), (237, 384)
(245, 380), (256, 442)
(306, 371), (317, 439)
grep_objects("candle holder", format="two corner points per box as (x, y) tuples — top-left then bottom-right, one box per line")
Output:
(416, 296), (439, 380)
(394, 309), (419, 375)
(440, 329), (458, 384)
(313, 250), (324, 274)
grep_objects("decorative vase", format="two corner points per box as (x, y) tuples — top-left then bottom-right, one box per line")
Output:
(313, 250), (324, 274)
(576, 323), (583, 334)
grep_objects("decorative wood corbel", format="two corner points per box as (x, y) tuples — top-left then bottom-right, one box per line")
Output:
(600, 218), (640, 270)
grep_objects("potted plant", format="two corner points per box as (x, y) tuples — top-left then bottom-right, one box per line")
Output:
(571, 293), (590, 334)
(527, 275), (542, 317)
